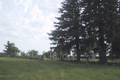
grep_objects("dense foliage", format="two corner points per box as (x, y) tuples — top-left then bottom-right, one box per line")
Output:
(49, 0), (120, 63)
(27, 49), (38, 57)
(3, 41), (20, 57)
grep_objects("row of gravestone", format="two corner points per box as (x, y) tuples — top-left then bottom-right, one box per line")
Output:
(39, 53), (96, 60)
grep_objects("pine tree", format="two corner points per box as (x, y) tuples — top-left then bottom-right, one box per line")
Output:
(48, 29), (68, 60)
(48, 0), (83, 61)
(81, 0), (119, 64)
(111, 0), (120, 58)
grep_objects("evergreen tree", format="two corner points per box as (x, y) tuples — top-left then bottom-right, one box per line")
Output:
(81, 0), (119, 64)
(49, 0), (83, 61)
(111, 0), (120, 58)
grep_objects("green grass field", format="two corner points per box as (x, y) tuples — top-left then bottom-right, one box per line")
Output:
(0, 57), (120, 80)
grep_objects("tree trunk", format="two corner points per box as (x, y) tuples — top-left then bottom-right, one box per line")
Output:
(111, 42), (114, 61)
(99, 46), (107, 64)
(76, 36), (80, 62)
(99, 31), (107, 64)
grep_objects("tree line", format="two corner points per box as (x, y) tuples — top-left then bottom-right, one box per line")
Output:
(0, 41), (38, 57)
(48, 0), (120, 64)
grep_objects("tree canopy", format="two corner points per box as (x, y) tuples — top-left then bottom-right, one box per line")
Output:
(48, 0), (120, 63)
(3, 41), (20, 57)
(27, 49), (38, 57)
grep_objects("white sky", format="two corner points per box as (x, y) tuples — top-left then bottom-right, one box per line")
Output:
(0, 0), (63, 54)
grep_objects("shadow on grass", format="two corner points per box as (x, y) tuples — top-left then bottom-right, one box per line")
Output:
(1, 56), (120, 66)
(59, 59), (120, 66)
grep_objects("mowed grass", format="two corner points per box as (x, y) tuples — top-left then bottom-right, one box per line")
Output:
(0, 57), (120, 80)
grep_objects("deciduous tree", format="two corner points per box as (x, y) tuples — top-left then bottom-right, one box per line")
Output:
(4, 41), (20, 57)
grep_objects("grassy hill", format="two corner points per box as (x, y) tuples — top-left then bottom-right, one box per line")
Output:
(0, 57), (120, 80)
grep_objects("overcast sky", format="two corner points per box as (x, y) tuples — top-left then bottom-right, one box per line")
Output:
(0, 0), (63, 54)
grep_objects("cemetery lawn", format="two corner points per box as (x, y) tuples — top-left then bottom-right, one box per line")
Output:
(0, 57), (120, 80)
